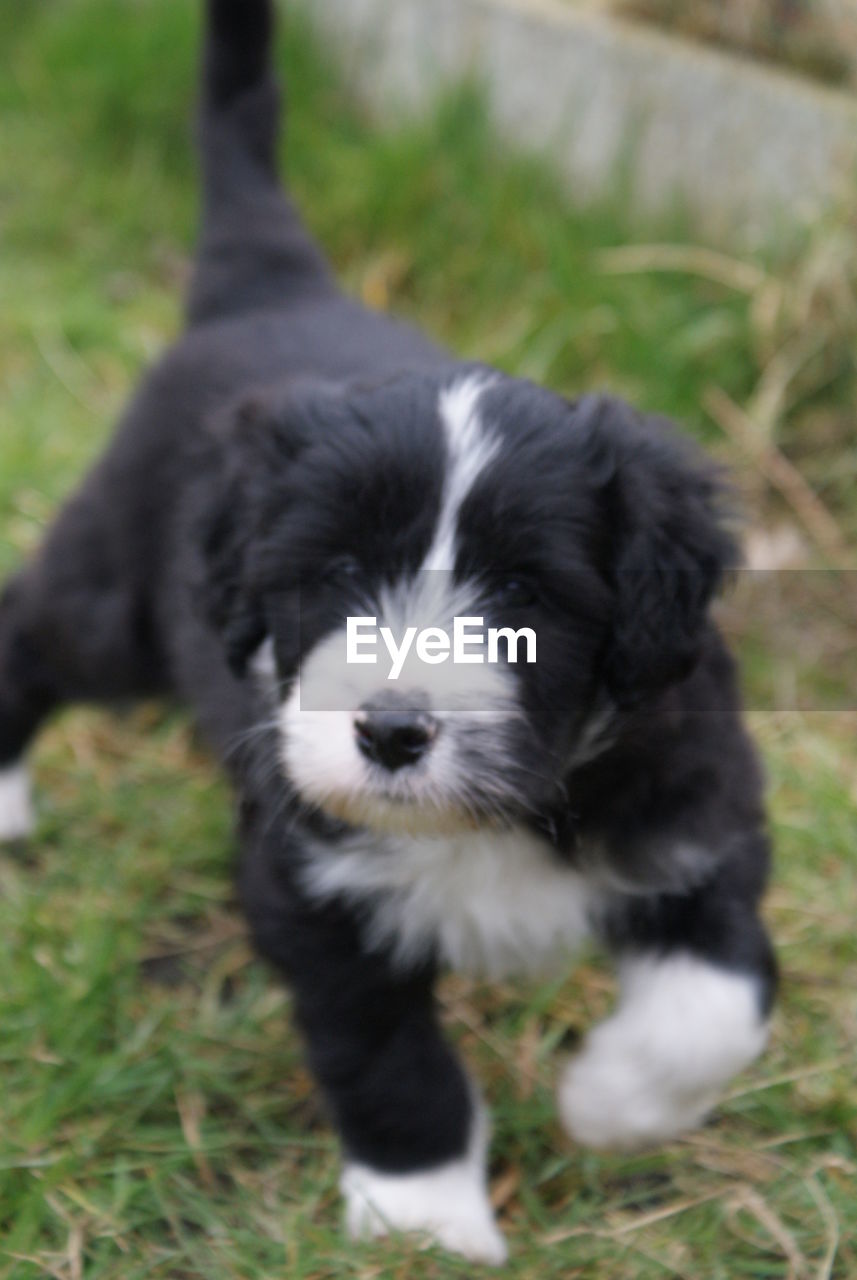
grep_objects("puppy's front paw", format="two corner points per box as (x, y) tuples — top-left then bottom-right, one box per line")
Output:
(557, 956), (769, 1150)
(342, 1155), (508, 1266)
(0, 764), (34, 842)
(557, 1038), (716, 1150)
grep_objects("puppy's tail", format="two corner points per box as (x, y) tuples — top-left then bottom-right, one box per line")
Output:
(187, 0), (333, 325)
(202, 0), (277, 176)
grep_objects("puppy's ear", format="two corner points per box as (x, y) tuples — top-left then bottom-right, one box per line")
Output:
(195, 380), (327, 677)
(575, 396), (737, 706)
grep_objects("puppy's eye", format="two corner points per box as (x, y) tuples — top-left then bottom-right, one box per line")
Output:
(323, 555), (361, 583)
(493, 579), (537, 608)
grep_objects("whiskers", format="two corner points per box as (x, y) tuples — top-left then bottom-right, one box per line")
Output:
(223, 715), (282, 764)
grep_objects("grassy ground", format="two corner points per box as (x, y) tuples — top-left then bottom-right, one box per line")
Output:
(1, 2), (855, 1277)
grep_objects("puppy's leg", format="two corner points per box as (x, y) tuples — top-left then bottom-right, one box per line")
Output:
(339, 1064), (504, 1266)
(0, 574), (58, 840)
(558, 876), (776, 1149)
(0, 582), (37, 840)
(0, 760), (34, 842)
(1, 490), (167, 840)
(241, 826), (507, 1265)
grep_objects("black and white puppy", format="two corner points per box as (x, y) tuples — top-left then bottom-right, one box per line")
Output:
(0, 0), (776, 1264)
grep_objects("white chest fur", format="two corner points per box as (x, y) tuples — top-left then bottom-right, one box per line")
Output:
(301, 823), (595, 977)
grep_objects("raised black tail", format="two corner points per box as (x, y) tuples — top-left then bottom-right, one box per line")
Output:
(202, 0), (277, 176)
(187, 0), (333, 326)
(205, 0), (275, 108)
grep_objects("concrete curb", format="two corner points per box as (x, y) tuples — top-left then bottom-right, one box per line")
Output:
(302, 0), (857, 242)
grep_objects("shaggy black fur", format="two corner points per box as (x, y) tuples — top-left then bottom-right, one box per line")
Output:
(0, 0), (775, 1194)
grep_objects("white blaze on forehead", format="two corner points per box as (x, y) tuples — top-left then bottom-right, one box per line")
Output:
(422, 375), (500, 573)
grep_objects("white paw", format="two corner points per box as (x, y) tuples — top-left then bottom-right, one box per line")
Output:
(558, 1036), (719, 1149)
(341, 1105), (507, 1265)
(0, 764), (34, 841)
(557, 953), (769, 1150)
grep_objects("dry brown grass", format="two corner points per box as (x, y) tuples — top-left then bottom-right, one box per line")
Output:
(613, 0), (857, 88)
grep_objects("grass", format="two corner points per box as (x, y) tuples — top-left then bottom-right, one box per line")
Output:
(1, 1), (855, 1276)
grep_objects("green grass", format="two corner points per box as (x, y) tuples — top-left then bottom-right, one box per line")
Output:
(1, 2), (856, 1276)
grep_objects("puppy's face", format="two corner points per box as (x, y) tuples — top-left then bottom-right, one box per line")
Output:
(204, 370), (733, 836)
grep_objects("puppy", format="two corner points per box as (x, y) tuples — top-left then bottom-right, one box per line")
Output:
(0, 0), (775, 1263)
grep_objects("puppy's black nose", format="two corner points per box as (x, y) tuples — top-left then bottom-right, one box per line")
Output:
(354, 703), (438, 771)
